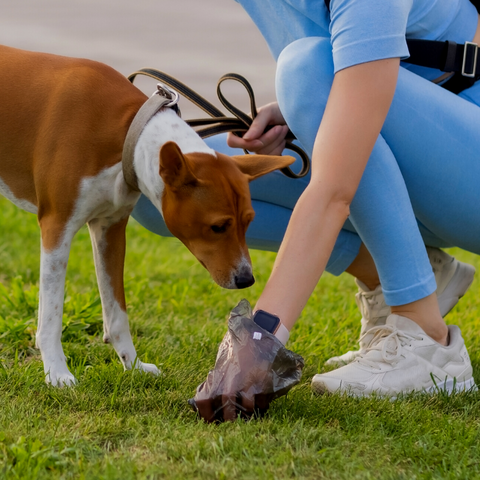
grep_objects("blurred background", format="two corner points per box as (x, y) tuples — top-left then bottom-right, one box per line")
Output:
(0, 0), (277, 118)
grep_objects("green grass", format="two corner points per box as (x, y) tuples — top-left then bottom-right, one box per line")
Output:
(1, 195), (480, 479)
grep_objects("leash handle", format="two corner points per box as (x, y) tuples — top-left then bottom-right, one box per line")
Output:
(128, 69), (310, 179)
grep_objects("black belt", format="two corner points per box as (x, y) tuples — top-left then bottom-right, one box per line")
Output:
(403, 39), (479, 93)
(405, 39), (478, 77)
(324, 0), (480, 92)
(324, 0), (480, 85)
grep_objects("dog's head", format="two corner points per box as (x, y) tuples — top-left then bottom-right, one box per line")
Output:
(159, 141), (294, 289)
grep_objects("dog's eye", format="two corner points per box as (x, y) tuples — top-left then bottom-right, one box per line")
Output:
(211, 222), (229, 234)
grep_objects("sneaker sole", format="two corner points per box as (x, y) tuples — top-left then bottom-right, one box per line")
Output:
(426, 376), (477, 395)
(438, 261), (475, 317)
(311, 376), (477, 397)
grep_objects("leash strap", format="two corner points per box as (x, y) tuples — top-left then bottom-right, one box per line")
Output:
(128, 69), (310, 179)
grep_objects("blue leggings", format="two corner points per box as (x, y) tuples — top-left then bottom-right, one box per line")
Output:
(132, 37), (480, 306)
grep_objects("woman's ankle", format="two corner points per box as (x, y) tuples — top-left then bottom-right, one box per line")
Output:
(391, 293), (449, 345)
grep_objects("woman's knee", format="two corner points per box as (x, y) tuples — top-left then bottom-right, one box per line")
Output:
(276, 37), (334, 153)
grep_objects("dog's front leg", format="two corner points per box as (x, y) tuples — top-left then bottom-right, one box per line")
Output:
(88, 216), (160, 376)
(36, 220), (76, 386)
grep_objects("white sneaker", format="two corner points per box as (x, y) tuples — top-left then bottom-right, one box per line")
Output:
(325, 248), (475, 366)
(313, 314), (476, 398)
(427, 247), (476, 316)
(325, 280), (390, 366)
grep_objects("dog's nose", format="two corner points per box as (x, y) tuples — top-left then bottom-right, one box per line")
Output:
(234, 274), (255, 289)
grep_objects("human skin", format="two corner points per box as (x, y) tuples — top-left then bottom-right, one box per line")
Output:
(228, 57), (449, 345)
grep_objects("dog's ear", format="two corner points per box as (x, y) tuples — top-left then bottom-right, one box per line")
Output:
(229, 154), (296, 182)
(159, 141), (198, 188)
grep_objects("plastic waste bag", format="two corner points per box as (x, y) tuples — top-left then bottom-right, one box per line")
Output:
(189, 299), (304, 422)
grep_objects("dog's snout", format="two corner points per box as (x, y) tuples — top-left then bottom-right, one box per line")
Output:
(234, 274), (255, 289)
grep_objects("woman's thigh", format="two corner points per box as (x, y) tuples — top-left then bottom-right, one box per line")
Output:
(277, 36), (480, 256)
(234, 0), (329, 60)
(381, 70), (480, 255)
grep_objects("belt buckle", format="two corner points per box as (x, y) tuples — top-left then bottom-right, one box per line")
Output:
(462, 41), (478, 78)
(154, 83), (180, 108)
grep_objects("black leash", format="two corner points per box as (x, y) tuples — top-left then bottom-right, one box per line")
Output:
(128, 69), (310, 179)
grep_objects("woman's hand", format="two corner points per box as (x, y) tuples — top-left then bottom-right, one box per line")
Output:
(189, 299), (304, 422)
(255, 58), (401, 328)
(227, 102), (290, 155)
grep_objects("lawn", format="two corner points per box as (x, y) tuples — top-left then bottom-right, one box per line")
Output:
(1, 194), (480, 479)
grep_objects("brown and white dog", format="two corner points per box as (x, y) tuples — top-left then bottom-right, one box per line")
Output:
(0, 45), (294, 386)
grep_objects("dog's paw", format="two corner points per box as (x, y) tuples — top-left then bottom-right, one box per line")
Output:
(45, 370), (77, 387)
(136, 361), (161, 376)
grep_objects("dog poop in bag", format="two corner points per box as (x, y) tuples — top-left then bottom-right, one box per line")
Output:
(189, 299), (304, 422)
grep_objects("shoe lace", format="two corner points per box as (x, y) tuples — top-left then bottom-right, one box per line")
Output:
(356, 290), (380, 322)
(356, 325), (423, 368)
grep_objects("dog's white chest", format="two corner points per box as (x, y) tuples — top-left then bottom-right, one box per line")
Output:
(133, 109), (215, 207)
(74, 163), (140, 225)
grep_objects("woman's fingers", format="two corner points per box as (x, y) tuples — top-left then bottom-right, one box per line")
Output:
(243, 113), (271, 141)
(227, 132), (264, 151)
(255, 128), (288, 156)
(226, 102), (288, 154)
(227, 125), (289, 155)
(256, 124), (288, 150)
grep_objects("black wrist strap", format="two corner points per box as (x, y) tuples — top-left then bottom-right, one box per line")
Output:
(253, 310), (280, 334)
